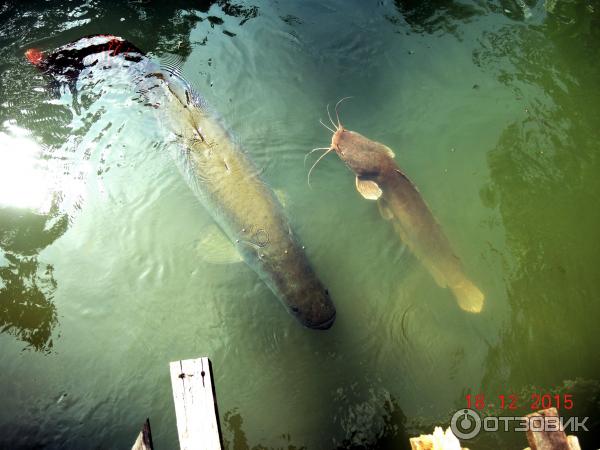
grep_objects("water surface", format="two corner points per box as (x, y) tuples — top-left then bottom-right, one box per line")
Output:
(0, 1), (599, 448)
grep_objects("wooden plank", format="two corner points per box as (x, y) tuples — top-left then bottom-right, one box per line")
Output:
(525, 408), (569, 450)
(170, 357), (223, 450)
(131, 418), (154, 450)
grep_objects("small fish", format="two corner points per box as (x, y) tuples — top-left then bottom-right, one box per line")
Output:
(310, 100), (484, 313)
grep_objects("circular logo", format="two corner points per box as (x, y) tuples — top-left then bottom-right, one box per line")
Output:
(450, 408), (481, 440)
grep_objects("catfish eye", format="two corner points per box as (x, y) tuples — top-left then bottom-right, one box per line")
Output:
(291, 306), (299, 313)
(325, 289), (329, 296)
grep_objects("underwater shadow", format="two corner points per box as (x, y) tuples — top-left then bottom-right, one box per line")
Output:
(0, 202), (68, 352)
(387, 0), (486, 36)
(220, 395), (410, 450)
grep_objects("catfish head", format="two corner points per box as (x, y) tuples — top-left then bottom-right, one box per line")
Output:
(307, 98), (396, 200)
(331, 126), (396, 179)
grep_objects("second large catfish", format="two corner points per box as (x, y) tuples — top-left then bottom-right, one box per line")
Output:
(326, 121), (484, 313)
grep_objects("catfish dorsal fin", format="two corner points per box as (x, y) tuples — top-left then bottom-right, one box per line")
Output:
(355, 176), (382, 200)
(394, 168), (419, 192)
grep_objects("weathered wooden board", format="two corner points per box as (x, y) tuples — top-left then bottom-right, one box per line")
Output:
(524, 434), (581, 449)
(170, 357), (222, 450)
(131, 418), (154, 450)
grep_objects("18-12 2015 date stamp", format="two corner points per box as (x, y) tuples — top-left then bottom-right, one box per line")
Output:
(466, 393), (574, 411)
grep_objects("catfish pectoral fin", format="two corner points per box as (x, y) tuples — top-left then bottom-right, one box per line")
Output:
(197, 224), (243, 264)
(355, 176), (382, 200)
(274, 188), (288, 207)
(451, 279), (485, 313)
(377, 199), (394, 220)
(383, 144), (395, 158)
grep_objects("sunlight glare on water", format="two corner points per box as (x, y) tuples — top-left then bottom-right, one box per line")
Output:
(0, 124), (54, 212)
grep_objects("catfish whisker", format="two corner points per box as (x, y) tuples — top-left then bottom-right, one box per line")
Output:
(307, 148), (333, 187)
(319, 118), (335, 134)
(335, 96), (353, 127)
(326, 104), (337, 129)
(304, 147), (330, 166)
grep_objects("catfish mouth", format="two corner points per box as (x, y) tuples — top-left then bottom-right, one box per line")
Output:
(307, 310), (336, 330)
(294, 288), (337, 330)
(330, 126), (344, 152)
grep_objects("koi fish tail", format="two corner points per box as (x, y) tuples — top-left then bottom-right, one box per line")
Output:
(24, 34), (145, 80)
(25, 48), (45, 66)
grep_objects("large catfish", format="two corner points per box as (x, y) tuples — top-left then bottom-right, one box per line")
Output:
(313, 108), (483, 313)
(26, 35), (336, 329)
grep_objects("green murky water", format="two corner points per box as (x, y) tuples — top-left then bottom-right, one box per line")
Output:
(1, 1), (599, 449)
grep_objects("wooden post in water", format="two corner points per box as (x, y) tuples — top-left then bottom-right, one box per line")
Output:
(524, 407), (581, 450)
(131, 418), (154, 450)
(169, 357), (223, 450)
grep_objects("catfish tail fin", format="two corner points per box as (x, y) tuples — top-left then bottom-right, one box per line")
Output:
(451, 279), (485, 313)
